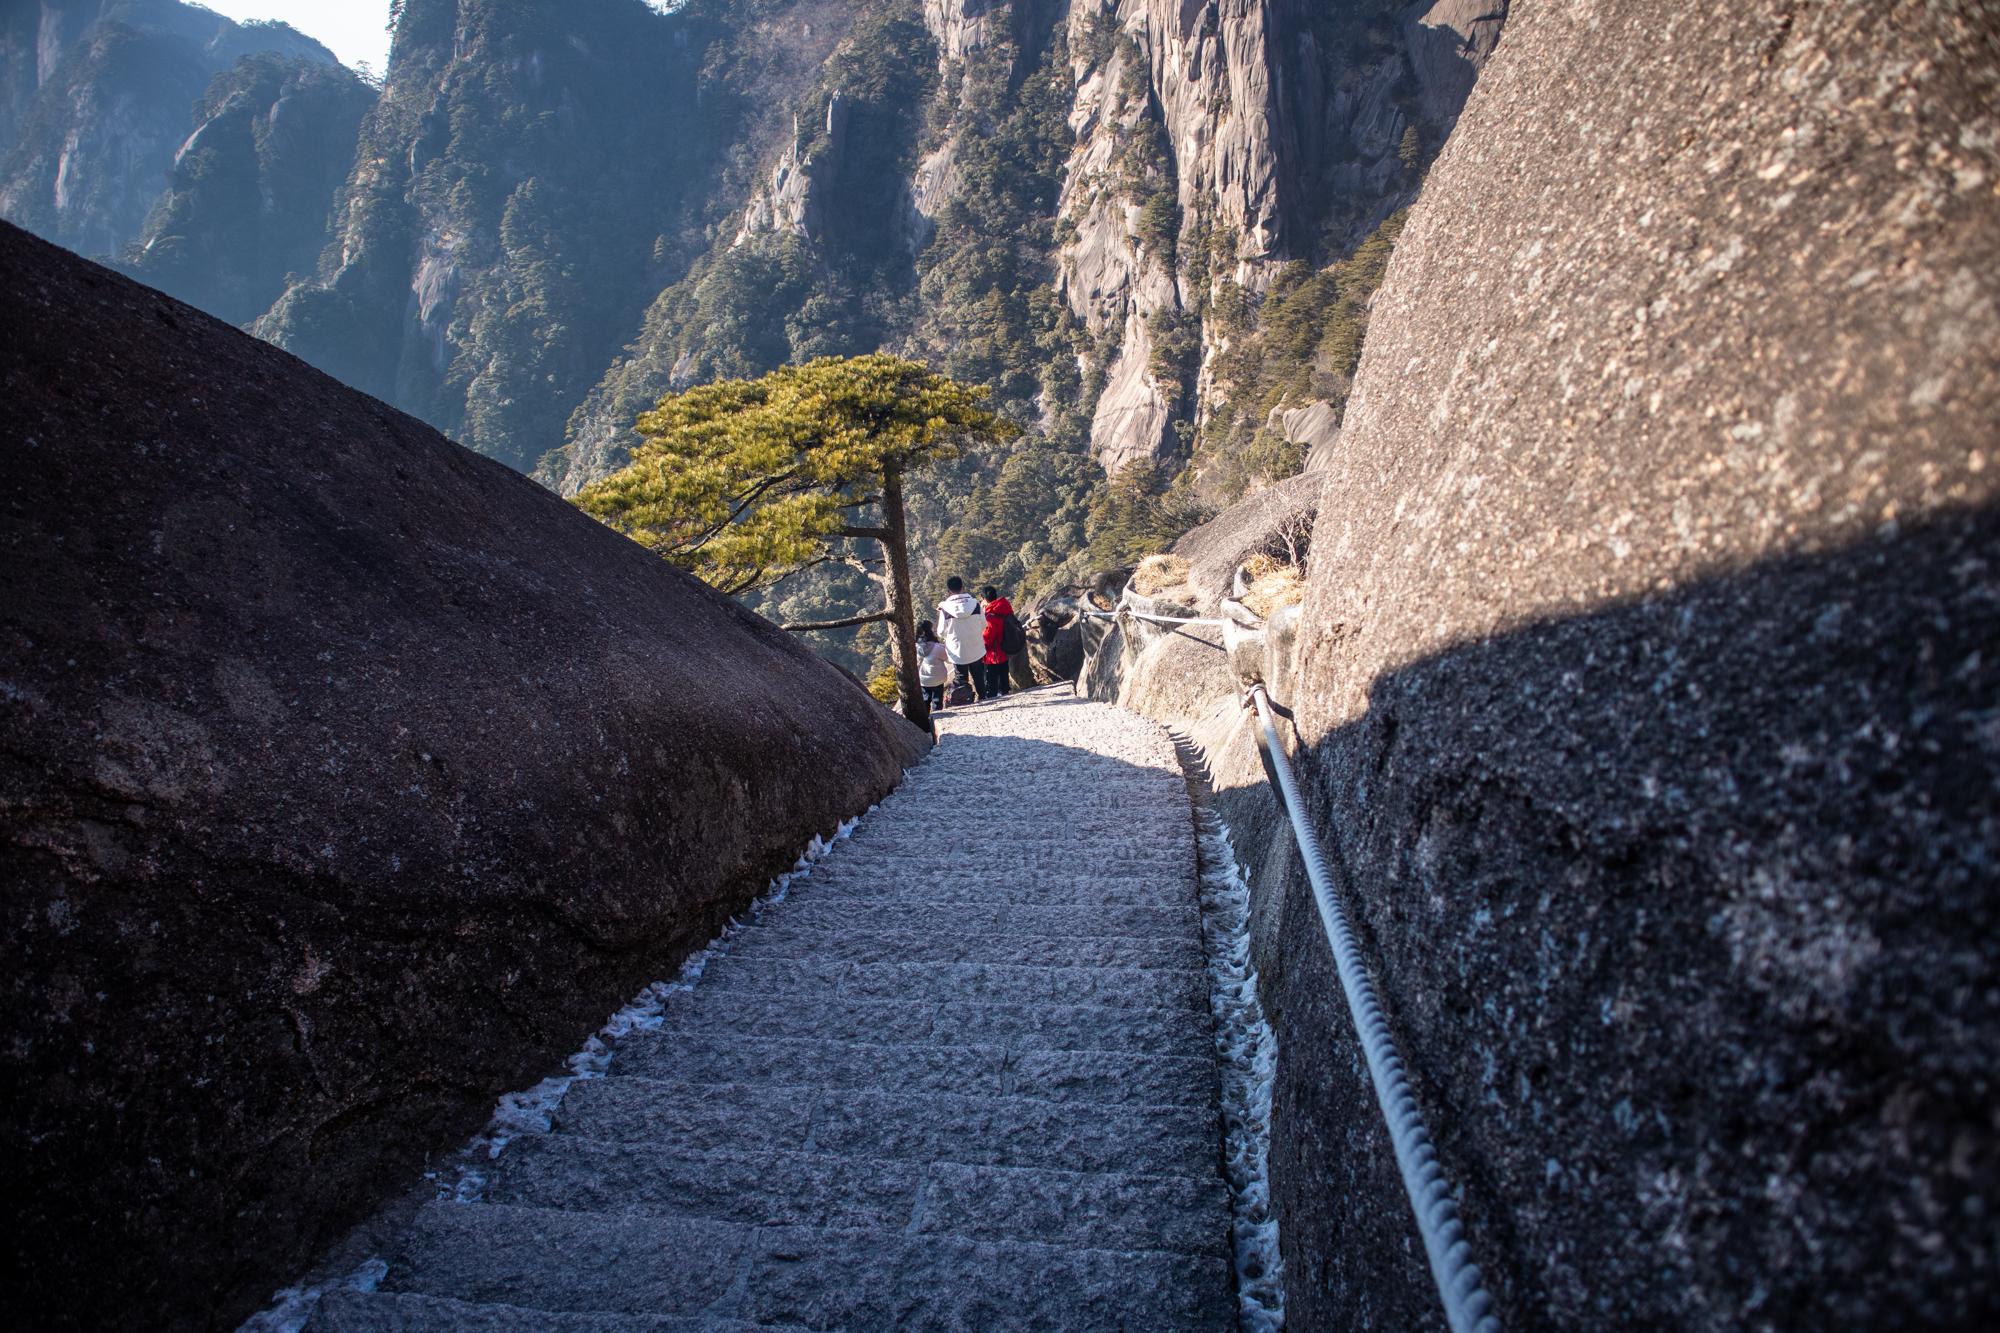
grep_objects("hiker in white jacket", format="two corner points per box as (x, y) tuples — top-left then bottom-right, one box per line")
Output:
(915, 620), (952, 711)
(936, 576), (986, 700)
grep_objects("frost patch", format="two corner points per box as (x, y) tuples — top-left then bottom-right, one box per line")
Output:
(237, 1258), (385, 1333)
(1194, 804), (1285, 1330)
(450, 813), (866, 1187)
(234, 815), (864, 1331)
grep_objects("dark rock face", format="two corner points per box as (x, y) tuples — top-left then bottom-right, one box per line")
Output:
(126, 54), (374, 326)
(0, 221), (926, 1329)
(1280, 2), (2000, 1328)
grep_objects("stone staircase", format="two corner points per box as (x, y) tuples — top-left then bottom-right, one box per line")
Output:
(306, 691), (1237, 1330)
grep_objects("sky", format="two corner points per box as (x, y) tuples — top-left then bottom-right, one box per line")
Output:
(196, 1), (394, 74)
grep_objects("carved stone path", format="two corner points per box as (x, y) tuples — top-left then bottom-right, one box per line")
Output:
(307, 689), (1236, 1330)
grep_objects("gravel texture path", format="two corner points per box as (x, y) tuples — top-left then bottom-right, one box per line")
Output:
(306, 688), (1235, 1330)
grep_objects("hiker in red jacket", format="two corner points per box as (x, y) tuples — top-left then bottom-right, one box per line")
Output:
(980, 585), (1016, 700)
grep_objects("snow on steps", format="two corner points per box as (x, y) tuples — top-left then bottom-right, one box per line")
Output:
(303, 692), (1244, 1331)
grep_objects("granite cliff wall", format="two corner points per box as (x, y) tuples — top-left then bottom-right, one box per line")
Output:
(0, 221), (926, 1329)
(1091, 1), (2000, 1325)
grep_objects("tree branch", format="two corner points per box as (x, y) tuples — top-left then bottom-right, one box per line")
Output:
(780, 611), (896, 632)
(835, 553), (891, 589)
(839, 525), (891, 541)
(722, 469), (800, 527)
(753, 553), (844, 599)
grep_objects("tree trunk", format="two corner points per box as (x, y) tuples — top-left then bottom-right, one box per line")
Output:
(878, 462), (929, 731)
(779, 611), (895, 633)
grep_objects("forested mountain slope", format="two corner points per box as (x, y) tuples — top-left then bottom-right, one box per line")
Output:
(1, 0), (1507, 672)
(0, 0), (350, 260)
(125, 51), (375, 325)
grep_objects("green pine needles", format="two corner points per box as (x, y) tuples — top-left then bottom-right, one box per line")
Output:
(576, 353), (1011, 725)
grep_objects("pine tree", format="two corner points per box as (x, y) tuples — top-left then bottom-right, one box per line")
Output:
(576, 354), (1012, 727)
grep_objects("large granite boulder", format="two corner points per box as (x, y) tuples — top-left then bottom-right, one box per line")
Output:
(1279, 2), (1999, 1327)
(0, 221), (926, 1329)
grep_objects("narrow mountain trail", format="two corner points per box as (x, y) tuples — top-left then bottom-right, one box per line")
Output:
(307, 689), (1243, 1330)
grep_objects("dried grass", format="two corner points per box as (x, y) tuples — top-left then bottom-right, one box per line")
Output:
(1129, 553), (1191, 596)
(1240, 553), (1305, 618)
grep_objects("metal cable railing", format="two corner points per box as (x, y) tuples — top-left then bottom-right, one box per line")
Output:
(1077, 608), (1228, 628)
(1078, 600), (1501, 1332)
(1247, 683), (1500, 1333)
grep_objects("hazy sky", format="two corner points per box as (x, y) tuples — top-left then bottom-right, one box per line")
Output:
(197, 1), (394, 74)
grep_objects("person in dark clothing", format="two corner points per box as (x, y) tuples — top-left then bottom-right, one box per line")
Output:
(980, 584), (1014, 699)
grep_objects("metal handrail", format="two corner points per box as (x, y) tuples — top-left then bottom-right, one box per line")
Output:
(1074, 595), (1503, 1327)
(1077, 608), (1229, 628)
(1247, 683), (1500, 1333)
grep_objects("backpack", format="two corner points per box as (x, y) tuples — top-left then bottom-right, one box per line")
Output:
(999, 610), (1028, 656)
(946, 678), (976, 707)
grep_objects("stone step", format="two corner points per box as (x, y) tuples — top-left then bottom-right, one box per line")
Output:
(640, 989), (1215, 1060)
(732, 1224), (1233, 1329)
(381, 1205), (746, 1317)
(693, 957), (1209, 1011)
(795, 864), (1193, 899)
(752, 899), (1198, 941)
(553, 1079), (1219, 1178)
(728, 924), (1204, 971)
(486, 1138), (920, 1232)
(918, 1159), (1229, 1257)
(487, 1140), (1229, 1255)
(611, 1032), (1217, 1108)
(841, 811), (1184, 834)
(381, 1204), (1233, 1329)
(812, 836), (1184, 868)
(614, 1032), (1002, 1098)
(307, 1287), (787, 1331)
(846, 805), (1177, 825)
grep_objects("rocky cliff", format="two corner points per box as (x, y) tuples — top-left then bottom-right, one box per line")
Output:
(0, 220), (926, 1329)
(557, 0), (1507, 668)
(0, 0), (341, 260)
(254, 0), (738, 475)
(1089, 0), (2000, 1326)
(551, 0), (1506, 488)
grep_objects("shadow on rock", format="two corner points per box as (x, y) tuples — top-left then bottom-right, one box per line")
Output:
(1273, 503), (2000, 1330)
